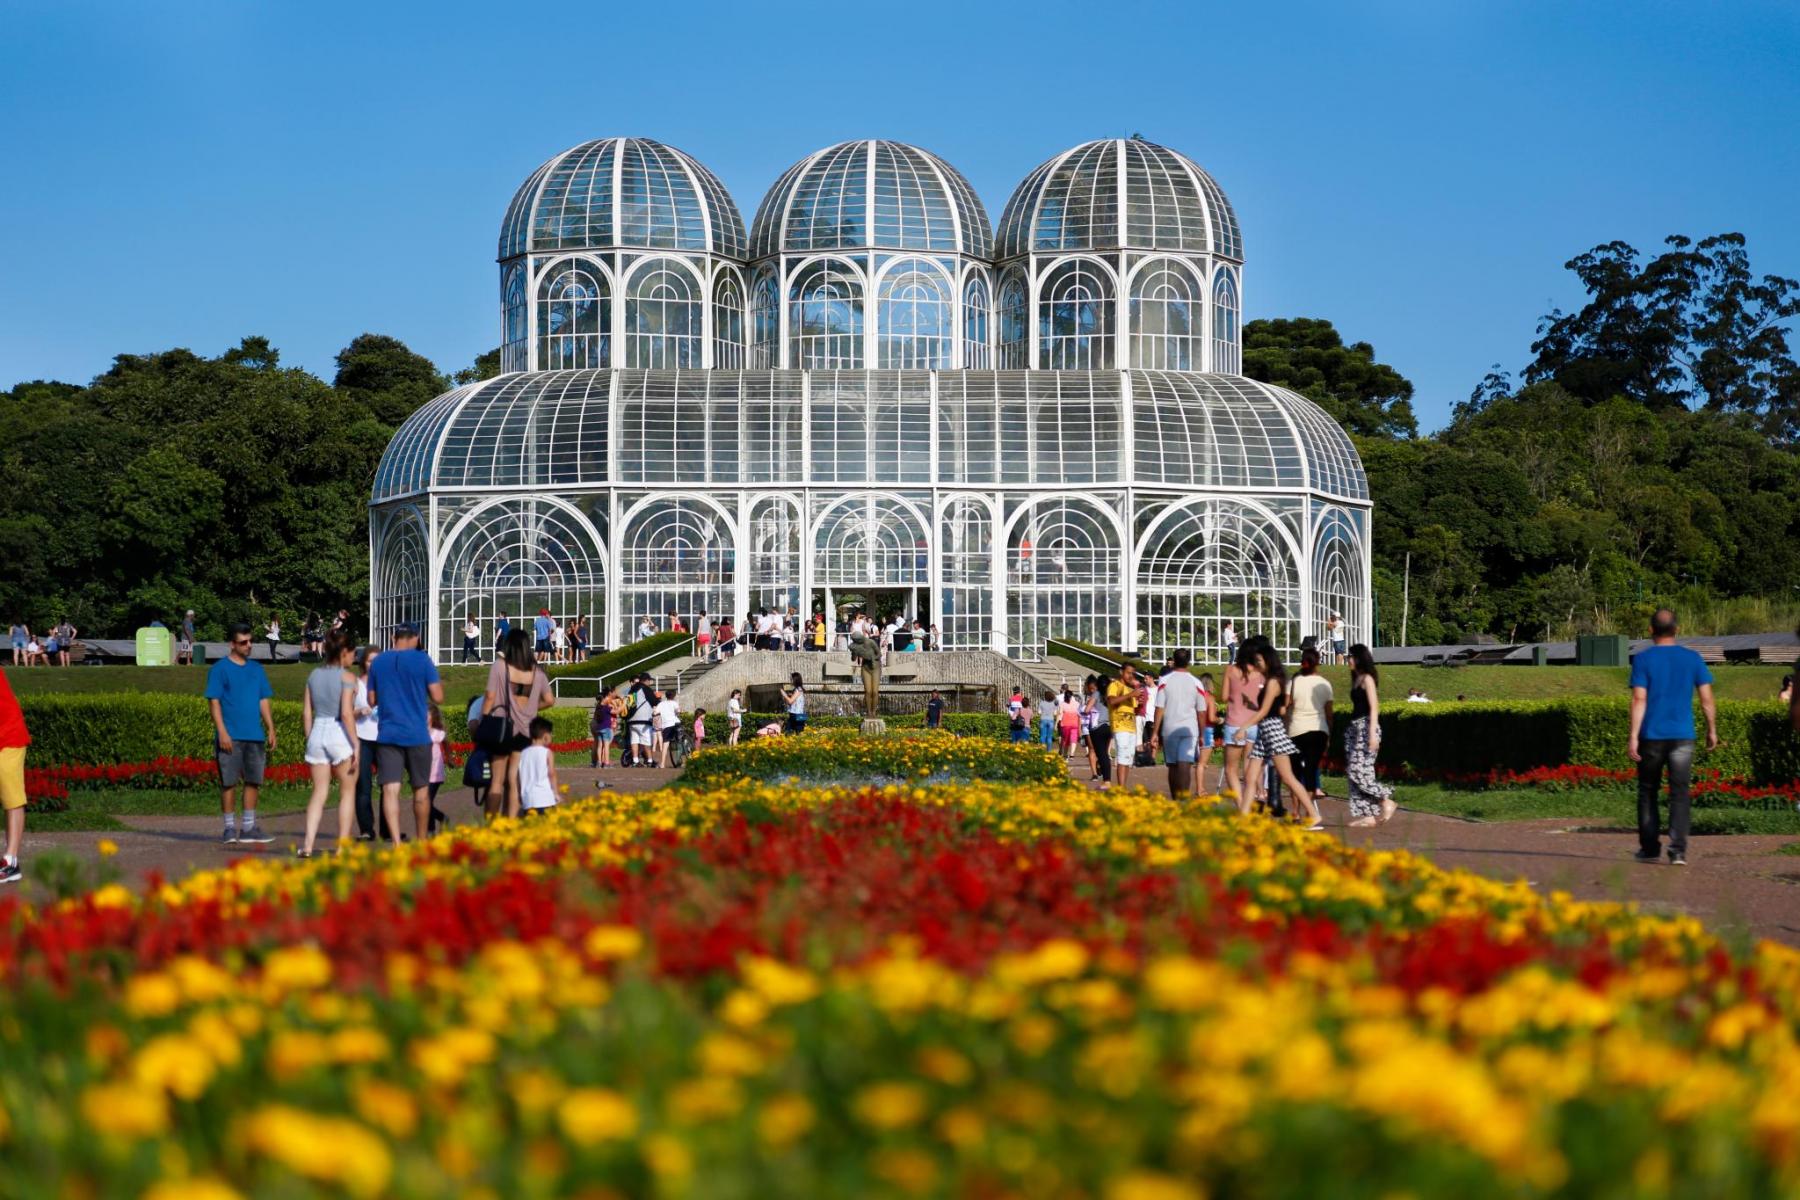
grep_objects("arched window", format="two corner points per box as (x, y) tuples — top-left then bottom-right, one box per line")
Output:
(748, 495), (802, 615)
(750, 269), (779, 368)
(939, 497), (993, 650)
(1311, 507), (1366, 654)
(1006, 498), (1120, 654)
(1212, 268), (1240, 373)
(963, 274), (991, 368)
(814, 495), (928, 587)
(626, 259), (702, 368)
(537, 260), (609, 370)
(501, 266), (527, 373)
(1130, 259), (1203, 370)
(877, 260), (951, 369)
(1039, 259), (1114, 369)
(789, 258), (864, 369)
(1135, 498), (1300, 664)
(997, 272), (1028, 368)
(374, 508), (429, 646)
(713, 270), (745, 369)
(438, 499), (606, 659)
(619, 498), (734, 637)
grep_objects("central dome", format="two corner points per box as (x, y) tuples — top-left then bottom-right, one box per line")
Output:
(749, 140), (992, 260)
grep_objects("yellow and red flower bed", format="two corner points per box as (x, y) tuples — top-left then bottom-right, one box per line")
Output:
(2, 779), (1799, 1198)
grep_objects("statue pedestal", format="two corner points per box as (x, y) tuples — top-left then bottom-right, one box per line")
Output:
(859, 718), (888, 737)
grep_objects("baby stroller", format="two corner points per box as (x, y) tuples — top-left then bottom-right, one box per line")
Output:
(665, 724), (695, 768)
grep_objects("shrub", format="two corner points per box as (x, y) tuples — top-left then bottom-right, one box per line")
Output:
(549, 632), (693, 682)
(1346, 697), (1800, 785)
(679, 728), (1068, 788)
(687, 711), (1013, 745)
(1045, 637), (1157, 677)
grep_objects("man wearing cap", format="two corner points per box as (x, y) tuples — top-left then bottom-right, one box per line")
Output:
(366, 623), (445, 842)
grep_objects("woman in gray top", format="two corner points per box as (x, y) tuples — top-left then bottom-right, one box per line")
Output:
(300, 630), (361, 856)
(482, 628), (554, 818)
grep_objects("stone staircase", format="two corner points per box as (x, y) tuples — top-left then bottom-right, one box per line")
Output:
(1018, 656), (1097, 696)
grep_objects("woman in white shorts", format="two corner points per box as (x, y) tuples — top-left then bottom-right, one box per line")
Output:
(300, 631), (360, 857)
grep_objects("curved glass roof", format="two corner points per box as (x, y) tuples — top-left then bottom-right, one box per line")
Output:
(498, 138), (747, 260)
(749, 140), (993, 261)
(373, 371), (1363, 504)
(996, 137), (1242, 261)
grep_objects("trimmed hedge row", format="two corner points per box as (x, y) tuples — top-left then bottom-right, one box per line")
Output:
(18, 693), (595, 769)
(1348, 698), (1800, 785)
(1046, 638), (1157, 677)
(682, 712), (1013, 745)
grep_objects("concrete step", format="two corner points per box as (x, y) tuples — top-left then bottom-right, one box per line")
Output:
(1019, 656), (1095, 695)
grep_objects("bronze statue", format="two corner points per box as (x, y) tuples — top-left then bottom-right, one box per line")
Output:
(848, 631), (881, 717)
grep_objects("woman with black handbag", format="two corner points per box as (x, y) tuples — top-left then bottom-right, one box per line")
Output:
(479, 628), (553, 818)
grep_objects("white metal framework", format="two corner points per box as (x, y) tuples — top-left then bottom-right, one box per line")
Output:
(377, 135), (1371, 661)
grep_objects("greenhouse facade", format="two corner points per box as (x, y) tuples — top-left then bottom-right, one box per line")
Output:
(371, 136), (1371, 661)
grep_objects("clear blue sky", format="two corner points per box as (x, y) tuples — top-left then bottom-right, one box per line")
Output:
(3, 0), (1796, 431)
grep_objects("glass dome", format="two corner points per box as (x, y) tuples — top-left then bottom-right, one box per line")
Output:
(371, 370), (1364, 503)
(749, 140), (992, 260)
(498, 138), (747, 260)
(996, 137), (1241, 261)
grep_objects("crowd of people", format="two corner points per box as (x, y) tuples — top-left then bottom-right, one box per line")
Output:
(1005, 639), (1399, 830)
(8, 619), (80, 667)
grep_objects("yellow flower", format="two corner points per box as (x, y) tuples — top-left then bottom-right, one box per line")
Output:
(853, 1081), (929, 1131)
(141, 1180), (244, 1200)
(240, 1105), (392, 1198)
(90, 883), (133, 909)
(97, 838), (119, 857)
(872, 1147), (939, 1194)
(81, 1082), (169, 1138)
(741, 956), (819, 1006)
(352, 1079), (419, 1138)
(642, 1132), (693, 1180)
(756, 1092), (815, 1147)
(558, 1087), (638, 1145)
(916, 1046), (974, 1087)
(124, 972), (182, 1018)
(583, 924), (644, 961)
(132, 1034), (216, 1100)
(261, 944), (333, 993)
(1106, 1170), (1205, 1200)
(697, 1033), (764, 1077)
(667, 1076), (743, 1122)
(1142, 956), (1222, 1012)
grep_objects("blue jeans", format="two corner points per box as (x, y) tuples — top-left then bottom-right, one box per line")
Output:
(1637, 738), (1693, 857)
(1039, 717), (1054, 747)
(1010, 724), (1029, 743)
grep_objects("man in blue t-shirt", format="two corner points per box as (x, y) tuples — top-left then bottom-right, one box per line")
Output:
(1627, 609), (1718, 866)
(204, 623), (277, 846)
(533, 610), (554, 661)
(366, 623), (444, 843)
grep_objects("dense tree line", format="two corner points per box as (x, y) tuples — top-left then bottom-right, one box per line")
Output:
(0, 335), (494, 639)
(1246, 233), (1800, 644)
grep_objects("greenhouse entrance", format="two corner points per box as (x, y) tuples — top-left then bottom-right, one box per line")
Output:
(816, 589), (929, 628)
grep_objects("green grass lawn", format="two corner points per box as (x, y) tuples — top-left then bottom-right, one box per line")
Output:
(1391, 779), (1800, 835)
(29, 784), (316, 831)
(1314, 663), (1790, 704)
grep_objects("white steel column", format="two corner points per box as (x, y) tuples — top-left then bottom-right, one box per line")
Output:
(1120, 371), (1138, 654)
(426, 494), (442, 661)
(604, 371), (621, 648)
(989, 491), (1007, 655)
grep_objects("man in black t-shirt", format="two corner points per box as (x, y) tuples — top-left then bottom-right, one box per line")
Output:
(926, 689), (945, 730)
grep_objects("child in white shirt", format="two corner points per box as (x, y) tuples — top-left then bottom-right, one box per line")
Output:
(517, 717), (559, 815)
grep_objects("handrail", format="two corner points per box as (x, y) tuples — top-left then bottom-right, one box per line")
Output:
(551, 634), (696, 700)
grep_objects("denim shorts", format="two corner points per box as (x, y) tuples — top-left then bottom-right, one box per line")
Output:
(1162, 724), (1199, 764)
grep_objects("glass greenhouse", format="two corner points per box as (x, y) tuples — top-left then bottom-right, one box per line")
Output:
(372, 136), (1372, 661)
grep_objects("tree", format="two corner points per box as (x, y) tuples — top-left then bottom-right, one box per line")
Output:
(1242, 317), (1418, 439)
(333, 334), (447, 426)
(1527, 234), (1800, 438)
(453, 347), (503, 386)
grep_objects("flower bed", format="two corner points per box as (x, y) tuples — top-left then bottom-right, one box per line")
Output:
(1, 782), (1799, 1197)
(678, 728), (1069, 788)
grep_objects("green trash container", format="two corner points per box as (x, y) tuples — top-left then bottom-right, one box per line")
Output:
(1577, 634), (1628, 667)
(193, 644), (206, 665)
(1531, 644), (1548, 667)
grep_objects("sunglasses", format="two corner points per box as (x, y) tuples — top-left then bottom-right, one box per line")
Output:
(231, 639), (251, 647)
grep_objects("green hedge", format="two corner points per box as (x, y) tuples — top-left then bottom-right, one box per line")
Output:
(19, 692), (597, 768)
(548, 632), (693, 682)
(677, 711), (1013, 745)
(1344, 698), (1800, 784)
(1045, 638), (1156, 677)
(679, 728), (1067, 789)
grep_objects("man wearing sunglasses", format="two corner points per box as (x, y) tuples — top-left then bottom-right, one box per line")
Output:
(205, 622), (278, 845)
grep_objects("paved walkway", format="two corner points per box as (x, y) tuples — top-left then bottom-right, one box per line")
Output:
(17, 761), (1800, 947)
